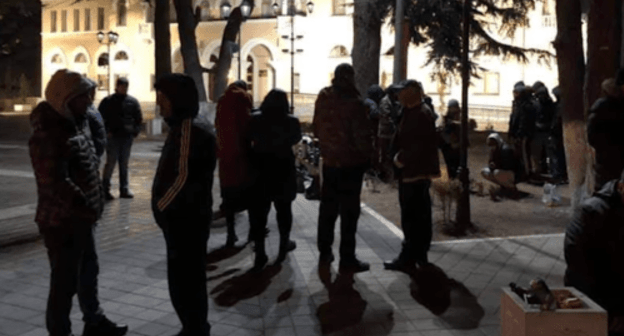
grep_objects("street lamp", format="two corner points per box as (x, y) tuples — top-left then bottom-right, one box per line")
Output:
(96, 30), (119, 96)
(221, 1), (251, 81)
(275, 0), (313, 114)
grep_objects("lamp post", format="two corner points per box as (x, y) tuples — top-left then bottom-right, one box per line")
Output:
(221, 1), (251, 81)
(274, 0), (313, 114)
(96, 30), (119, 96)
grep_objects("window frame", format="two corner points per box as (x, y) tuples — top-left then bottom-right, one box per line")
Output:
(117, 0), (128, 27)
(61, 10), (68, 32)
(84, 8), (91, 31)
(97, 7), (105, 30)
(50, 10), (57, 33)
(74, 9), (80, 32)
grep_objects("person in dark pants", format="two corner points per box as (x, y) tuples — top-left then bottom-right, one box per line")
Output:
(508, 81), (536, 182)
(548, 86), (568, 184)
(384, 80), (440, 274)
(247, 89), (302, 271)
(313, 63), (374, 273)
(99, 77), (143, 200)
(564, 169), (624, 336)
(151, 74), (216, 336)
(439, 99), (461, 179)
(29, 69), (127, 336)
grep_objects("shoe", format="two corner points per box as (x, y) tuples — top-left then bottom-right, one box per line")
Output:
(383, 258), (417, 274)
(119, 190), (134, 199)
(339, 259), (370, 273)
(276, 240), (297, 263)
(104, 191), (114, 201)
(319, 252), (335, 264)
(82, 317), (128, 336)
(251, 253), (268, 272)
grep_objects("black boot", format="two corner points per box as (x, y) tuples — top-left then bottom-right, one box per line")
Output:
(83, 317), (128, 336)
(102, 180), (114, 201)
(276, 239), (297, 264)
(225, 219), (238, 248)
(251, 238), (267, 272)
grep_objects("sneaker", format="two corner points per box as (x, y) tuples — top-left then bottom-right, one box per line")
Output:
(339, 259), (370, 273)
(383, 258), (416, 274)
(251, 253), (268, 273)
(276, 240), (297, 263)
(119, 190), (134, 199)
(82, 317), (128, 336)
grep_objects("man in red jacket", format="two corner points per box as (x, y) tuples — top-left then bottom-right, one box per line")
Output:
(384, 80), (440, 274)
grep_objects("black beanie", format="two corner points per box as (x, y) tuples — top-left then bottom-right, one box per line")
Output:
(154, 73), (199, 122)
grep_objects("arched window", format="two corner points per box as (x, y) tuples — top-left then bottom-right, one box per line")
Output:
(246, 55), (254, 92)
(329, 46), (349, 58)
(117, 0), (127, 26)
(261, 0), (272, 17)
(196, 0), (211, 21)
(75, 53), (88, 63)
(51, 54), (64, 64)
(98, 53), (109, 66)
(115, 51), (129, 61)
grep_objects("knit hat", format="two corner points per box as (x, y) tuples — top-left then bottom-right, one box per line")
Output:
(447, 99), (459, 108)
(154, 73), (199, 122)
(44, 69), (96, 120)
(513, 81), (525, 93)
(532, 81), (546, 92)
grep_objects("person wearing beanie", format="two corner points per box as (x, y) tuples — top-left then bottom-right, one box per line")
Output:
(215, 81), (254, 247)
(508, 81), (537, 182)
(548, 86), (568, 183)
(85, 80), (107, 158)
(532, 85), (556, 179)
(564, 168), (624, 336)
(29, 69), (128, 336)
(152, 73), (217, 336)
(377, 84), (402, 181)
(587, 70), (624, 191)
(313, 63), (374, 273)
(99, 77), (143, 200)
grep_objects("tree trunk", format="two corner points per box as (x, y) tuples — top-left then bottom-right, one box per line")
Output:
(154, 0), (171, 80)
(584, 0), (620, 113)
(173, 0), (207, 103)
(352, 0), (382, 96)
(213, 8), (245, 102)
(554, 0), (589, 209)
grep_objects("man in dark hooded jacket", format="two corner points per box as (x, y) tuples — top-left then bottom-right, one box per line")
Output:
(532, 83), (556, 177)
(313, 63), (374, 273)
(29, 69), (127, 336)
(481, 133), (519, 191)
(587, 70), (624, 192)
(508, 81), (536, 180)
(565, 169), (624, 336)
(152, 73), (217, 336)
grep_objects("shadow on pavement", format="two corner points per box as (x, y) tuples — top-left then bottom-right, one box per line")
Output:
(210, 263), (283, 307)
(410, 263), (485, 330)
(316, 268), (367, 334)
(205, 244), (247, 265)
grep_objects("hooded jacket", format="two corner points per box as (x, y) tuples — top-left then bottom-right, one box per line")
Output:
(313, 83), (373, 168)
(587, 79), (624, 190)
(29, 70), (103, 229)
(151, 74), (217, 227)
(565, 180), (624, 315)
(509, 87), (537, 139)
(215, 84), (253, 188)
(487, 133), (519, 173)
(98, 91), (143, 137)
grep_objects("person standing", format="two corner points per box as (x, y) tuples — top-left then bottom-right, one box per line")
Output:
(86, 83), (107, 159)
(152, 74), (217, 336)
(531, 83), (556, 179)
(548, 86), (568, 184)
(99, 77), (143, 200)
(508, 81), (536, 182)
(377, 84), (402, 182)
(587, 70), (624, 192)
(439, 99), (461, 179)
(384, 80), (440, 274)
(215, 80), (253, 247)
(313, 63), (374, 273)
(247, 89), (302, 271)
(29, 69), (127, 336)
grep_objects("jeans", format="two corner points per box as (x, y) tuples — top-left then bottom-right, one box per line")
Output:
(398, 179), (433, 262)
(42, 224), (104, 336)
(317, 165), (366, 262)
(158, 213), (210, 335)
(102, 134), (134, 193)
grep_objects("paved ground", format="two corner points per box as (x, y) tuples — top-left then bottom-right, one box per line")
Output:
(0, 114), (569, 336)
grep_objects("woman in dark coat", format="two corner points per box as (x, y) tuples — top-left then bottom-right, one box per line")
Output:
(248, 89), (302, 271)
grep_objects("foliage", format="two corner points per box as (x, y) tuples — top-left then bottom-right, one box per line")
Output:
(387, 0), (553, 79)
(0, 0), (40, 57)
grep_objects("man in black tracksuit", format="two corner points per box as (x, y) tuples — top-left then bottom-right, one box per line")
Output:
(151, 74), (217, 336)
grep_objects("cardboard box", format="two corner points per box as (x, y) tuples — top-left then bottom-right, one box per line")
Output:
(501, 287), (608, 336)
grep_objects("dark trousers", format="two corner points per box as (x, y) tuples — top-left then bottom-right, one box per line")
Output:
(159, 215), (210, 335)
(548, 137), (567, 182)
(102, 134), (134, 193)
(250, 198), (293, 253)
(398, 179), (433, 262)
(220, 185), (249, 239)
(42, 224), (104, 336)
(317, 165), (366, 262)
(441, 146), (460, 179)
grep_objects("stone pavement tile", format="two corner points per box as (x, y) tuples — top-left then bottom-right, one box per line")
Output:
(292, 313), (320, 327)
(0, 302), (40, 321)
(134, 309), (170, 322)
(116, 316), (148, 332)
(0, 317), (36, 336)
(113, 293), (167, 309)
(479, 325), (500, 336)
(263, 313), (294, 329)
(293, 325), (323, 336)
(23, 313), (45, 328)
(16, 327), (47, 336)
(153, 312), (180, 327)
(220, 312), (263, 330)
(209, 323), (239, 336)
(388, 332), (424, 336)
(403, 307), (438, 320)
(264, 327), (296, 336)
(420, 330), (456, 336)
(225, 329), (263, 336)
(131, 321), (174, 336)
(0, 292), (47, 312)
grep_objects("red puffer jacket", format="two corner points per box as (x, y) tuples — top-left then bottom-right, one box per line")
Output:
(29, 102), (104, 229)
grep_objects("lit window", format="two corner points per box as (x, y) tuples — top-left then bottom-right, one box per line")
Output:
(98, 8), (105, 30)
(51, 54), (63, 64)
(473, 72), (500, 95)
(294, 73), (300, 93)
(329, 46), (349, 58)
(117, 0), (127, 27)
(98, 53), (109, 66)
(333, 0), (346, 15)
(115, 51), (129, 61)
(50, 11), (57, 33)
(74, 9), (80, 32)
(197, 0), (211, 21)
(75, 53), (88, 63)
(85, 9), (91, 31)
(261, 0), (272, 17)
(97, 74), (109, 91)
(61, 10), (67, 32)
